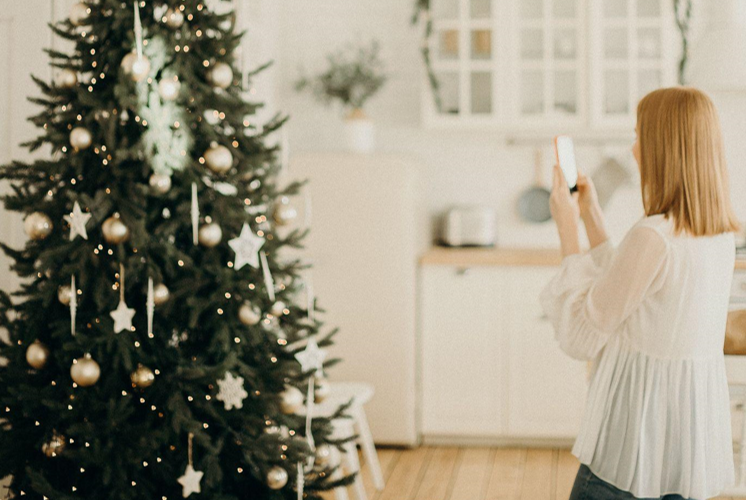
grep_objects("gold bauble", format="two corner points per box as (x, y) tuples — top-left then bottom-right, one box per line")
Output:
(314, 377), (331, 403)
(207, 62), (233, 89)
(24, 212), (53, 240)
(238, 302), (261, 326)
(120, 51), (151, 82)
(164, 8), (185, 28)
(58, 285), (73, 305)
(153, 284), (170, 306)
(26, 341), (50, 370)
(149, 173), (172, 194)
(102, 216), (130, 244)
(130, 364), (155, 388)
(69, 2), (90, 26)
(55, 69), (78, 89)
(203, 144), (233, 174)
(266, 466), (289, 490)
(42, 431), (66, 458)
(315, 444), (340, 468)
(69, 126), (92, 150)
(279, 385), (304, 414)
(198, 223), (222, 247)
(270, 301), (287, 317)
(157, 76), (181, 101)
(70, 354), (100, 387)
(273, 202), (298, 226)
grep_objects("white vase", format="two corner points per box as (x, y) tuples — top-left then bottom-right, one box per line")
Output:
(343, 108), (375, 153)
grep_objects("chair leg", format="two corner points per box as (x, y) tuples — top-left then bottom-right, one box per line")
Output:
(353, 405), (385, 491)
(342, 441), (367, 500)
(330, 457), (350, 500)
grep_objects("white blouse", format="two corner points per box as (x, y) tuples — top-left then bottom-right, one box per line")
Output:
(540, 214), (736, 500)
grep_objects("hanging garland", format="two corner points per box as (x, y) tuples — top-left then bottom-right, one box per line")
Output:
(411, 0), (443, 113)
(673, 0), (693, 85)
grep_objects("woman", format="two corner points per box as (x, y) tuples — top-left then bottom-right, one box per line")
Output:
(541, 87), (741, 500)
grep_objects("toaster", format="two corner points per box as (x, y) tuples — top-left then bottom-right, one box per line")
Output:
(441, 206), (496, 247)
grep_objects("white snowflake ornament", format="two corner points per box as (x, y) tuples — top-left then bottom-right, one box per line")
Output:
(216, 372), (248, 410)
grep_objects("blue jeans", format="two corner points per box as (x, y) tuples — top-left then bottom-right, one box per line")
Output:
(569, 464), (694, 500)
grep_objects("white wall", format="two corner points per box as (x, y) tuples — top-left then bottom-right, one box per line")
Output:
(270, 0), (746, 247)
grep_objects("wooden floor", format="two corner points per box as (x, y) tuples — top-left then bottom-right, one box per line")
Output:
(334, 446), (745, 500)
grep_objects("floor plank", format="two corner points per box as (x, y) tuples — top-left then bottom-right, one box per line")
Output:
(411, 447), (461, 500)
(519, 449), (555, 500)
(484, 448), (526, 500)
(555, 449), (579, 500)
(377, 446), (430, 500)
(449, 447), (494, 500)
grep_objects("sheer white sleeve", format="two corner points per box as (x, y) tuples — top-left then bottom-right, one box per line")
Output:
(540, 226), (669, 360)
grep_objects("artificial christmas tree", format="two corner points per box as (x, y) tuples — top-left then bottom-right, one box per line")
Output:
(0, 1), (352, 498)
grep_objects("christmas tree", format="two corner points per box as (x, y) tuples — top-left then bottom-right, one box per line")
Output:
(0, 1), (353, 498)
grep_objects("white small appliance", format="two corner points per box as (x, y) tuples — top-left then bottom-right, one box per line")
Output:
(441, 206), (496, 247)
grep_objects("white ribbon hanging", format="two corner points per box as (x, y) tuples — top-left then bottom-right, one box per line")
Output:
(191, 183), (199, 245)
(70, 275), (77, 336)
(133, 1), (144, 59)
(259, 251), (275, 302)
(147, 277), (155, 338)
(304, 277), (314, 323)
(296, 461), (304, 500)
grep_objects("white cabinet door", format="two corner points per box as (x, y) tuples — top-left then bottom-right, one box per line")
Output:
(505, 267), (587, 438)
(420, 266), (507, 436)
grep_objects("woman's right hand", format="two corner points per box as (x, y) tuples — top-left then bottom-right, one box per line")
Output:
(576, 171), (601, 219)
(576, 171), (609, 248)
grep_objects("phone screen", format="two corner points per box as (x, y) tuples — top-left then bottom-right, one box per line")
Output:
(555, 135), (578, 192)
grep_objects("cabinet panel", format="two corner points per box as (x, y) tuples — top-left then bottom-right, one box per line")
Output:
(505, 267), (587, 438)
(420, 266), (507, 436)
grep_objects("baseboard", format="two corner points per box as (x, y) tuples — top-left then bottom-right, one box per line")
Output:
(421, 434), (576, 448)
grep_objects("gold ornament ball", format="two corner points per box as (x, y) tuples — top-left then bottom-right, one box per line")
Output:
(149, 173), (172, 194)
(279, 385), (304, 414)
(198, 223), (222, 248)
(158, 76), (181, 101)
(55, 69), (78, 89)
(207, 62), (234, 89)
(153, 284), (170, 306)
(130, 365), (155, 388)
(203, 144), (233, 174)
(238, 302), (261, 326)
(315, 444), (340, 468)
(24, 212), (53, 241)
(102, 216), (130, 244)
(121, 51), (151, 82)
(270, 301), (287, 317)
(58, 285), (73, 305)
(70, 354), (100, 387)
(69, 126), (93, 150)
(266, 466), (289, 490)
(314, 377), (331, 403)
(26, 341), (50, 370)
(164, 8), (185, 28)
(69, 2), (90, 26)
(273, 203), (298, 226)
(42, 432), (66, 458)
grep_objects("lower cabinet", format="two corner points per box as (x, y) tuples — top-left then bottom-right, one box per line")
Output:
(420, 265), (587, 441)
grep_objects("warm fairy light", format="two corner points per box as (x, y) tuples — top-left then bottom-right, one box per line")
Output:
(203, 60), (210, 67)
(178, 260), (184, 267)
(217, 308), (224, 315)
(234, 337), (240, 344)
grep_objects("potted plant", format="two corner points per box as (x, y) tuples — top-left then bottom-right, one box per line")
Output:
(295, 41), (387, 153)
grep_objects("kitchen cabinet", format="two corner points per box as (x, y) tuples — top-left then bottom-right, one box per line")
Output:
(419, 260), (587, 442)
(422, 0), (677, 133)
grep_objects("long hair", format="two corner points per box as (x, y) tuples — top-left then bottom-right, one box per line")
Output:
(636, 87), (740, 236)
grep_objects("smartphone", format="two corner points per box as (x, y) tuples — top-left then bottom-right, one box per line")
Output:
(554, 135), (578, 192)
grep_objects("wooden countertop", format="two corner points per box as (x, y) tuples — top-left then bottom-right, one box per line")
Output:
(421, 246), (747, 270)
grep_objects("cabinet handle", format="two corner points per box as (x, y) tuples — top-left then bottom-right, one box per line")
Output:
(538, 313), (549, 321)
(455, 267), (470, 276)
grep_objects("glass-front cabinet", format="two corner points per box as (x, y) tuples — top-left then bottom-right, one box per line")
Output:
(424, 0), (677, 132)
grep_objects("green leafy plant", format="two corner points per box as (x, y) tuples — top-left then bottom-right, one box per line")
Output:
(295, 41), (387, 112)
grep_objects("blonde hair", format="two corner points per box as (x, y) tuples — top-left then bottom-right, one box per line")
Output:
(636, 87), (740, 236)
